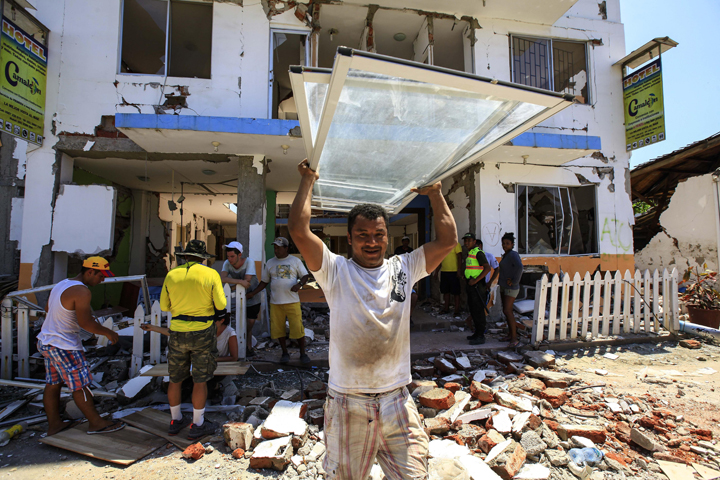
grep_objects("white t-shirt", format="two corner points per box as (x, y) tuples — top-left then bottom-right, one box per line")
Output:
(261, 255), (309, 305)
(312, 244), (428, 394)
(222, 258), (260, 307)
(38, 279), (87, 351)
(216, 325), (236, 357)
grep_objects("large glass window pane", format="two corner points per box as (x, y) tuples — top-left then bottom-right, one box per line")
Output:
(572, 185), (597, 254)
(553, 41), (588, 104)
(526, 186), (562, 254)
(517, 185), (528, 254)
(512, 37), (550, 90)
(168, 1), (212, 78)
(304, 82), (328, 143)
(312, 69), (505, 207)
(121, 0), (168, 75)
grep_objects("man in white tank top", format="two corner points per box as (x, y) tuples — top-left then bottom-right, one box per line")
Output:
(288, 161), (458, 480)
(37, 256), (124, 436)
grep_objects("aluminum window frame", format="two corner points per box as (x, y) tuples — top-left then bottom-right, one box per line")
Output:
(510, 34), (591, 104)
(117, 0), (213, 78)
(291, 48), (574, 214)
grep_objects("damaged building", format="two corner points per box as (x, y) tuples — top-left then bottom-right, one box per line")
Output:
(0, 0), (634, 306)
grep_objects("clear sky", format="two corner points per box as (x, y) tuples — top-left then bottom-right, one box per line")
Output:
(620, 0), (720, 168)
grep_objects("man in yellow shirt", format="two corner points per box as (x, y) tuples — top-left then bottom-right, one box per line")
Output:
(160, 240), (227, 440)
(435, 242), (462, 314)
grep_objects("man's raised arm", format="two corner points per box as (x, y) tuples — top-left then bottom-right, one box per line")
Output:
(288, 160), (324, 271)
(411, 182), (458, 274)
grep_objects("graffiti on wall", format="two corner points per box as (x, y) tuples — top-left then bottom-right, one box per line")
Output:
(482, 222), (501, 246)
(600, 217), (632, 252)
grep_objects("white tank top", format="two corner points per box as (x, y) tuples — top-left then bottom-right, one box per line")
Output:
(38, 279), (87, 351)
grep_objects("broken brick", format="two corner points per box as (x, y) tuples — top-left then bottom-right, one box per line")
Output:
(557, 424), (607, 443)
(539, 388), (568, 408)
(223, 422), (255, 451)
(434, 357), (457, 374)
(489, 441), (527, 480)
(231, 448), (245, 459)
(470, 381), (495, 403)
(424, 417), (451, 436)
(182, 442), (205, 460)
(408, 379), (437, 393)
(418, 388), (455, 410)
(477, 429), (506, 453)
(444, 382), (462, 393)
(679, 339), (702, 349)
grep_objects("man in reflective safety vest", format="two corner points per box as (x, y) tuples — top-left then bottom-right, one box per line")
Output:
(463, 232), (490, 345)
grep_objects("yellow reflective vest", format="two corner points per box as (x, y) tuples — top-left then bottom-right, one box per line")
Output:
(465, 246), (485, 280)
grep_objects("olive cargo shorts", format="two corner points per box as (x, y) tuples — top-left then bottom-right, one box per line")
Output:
(168, 322), (218, 383)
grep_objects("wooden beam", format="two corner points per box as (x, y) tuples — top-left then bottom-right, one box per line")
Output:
(632, 134), (720, 176)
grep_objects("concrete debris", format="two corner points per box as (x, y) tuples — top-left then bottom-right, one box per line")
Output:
(249, 436), (293, 471)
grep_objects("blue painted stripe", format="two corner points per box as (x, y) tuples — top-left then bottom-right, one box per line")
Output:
(115, 114), (300, 136)
(510, 132), (601, 150)
(116, 114), (601, 150)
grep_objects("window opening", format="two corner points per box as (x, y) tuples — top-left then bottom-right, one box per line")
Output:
(120, 0), (212, 78)
(512, 36), (589, 103)
(517, 184), (597, 255)
(272, 31), (308, 120)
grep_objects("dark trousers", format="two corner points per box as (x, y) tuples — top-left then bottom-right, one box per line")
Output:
(467, 279), (487, 337)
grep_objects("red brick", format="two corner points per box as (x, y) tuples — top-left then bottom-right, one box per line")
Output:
(490, 442), (527, 480)
(419, 388), (456, 410)
(444, 382), (462, 393)
(231, 448), (245, 459)
(679, 339), (702, 349)
(557, 424), (607, 443)
(477, 429), (506, 453)
(690, 429), (713, 441)
(424, 417), (451, 436)
(544, 379), (568, 388)
(470, 381), (495, 403)
(543, 419), (559, 431)
(638, 416), (660, 429)
(604, 451), (628, 467)
(182, 443), (206, 460)
(408, 379), (437, 393)
(539, 388), (568, 408)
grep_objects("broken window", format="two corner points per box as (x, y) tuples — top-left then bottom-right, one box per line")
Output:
(517, 185), (597, 255)
(120, 0), (212, 78)
(511, 36), (589, 104)
(271, 31), (309, 119)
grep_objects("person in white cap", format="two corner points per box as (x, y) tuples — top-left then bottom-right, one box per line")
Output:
(220, 241), (260, 357)
(248, 237), (311, 364)
(394, 236), (414, 256)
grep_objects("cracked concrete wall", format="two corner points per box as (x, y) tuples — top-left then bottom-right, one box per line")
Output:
(635, 173), (719, 274)
(0, 133), (22, 277)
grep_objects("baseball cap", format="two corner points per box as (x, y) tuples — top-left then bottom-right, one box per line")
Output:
(82, 256), (115, 277)
(402, 236), (410, 241)
(272, 237), (289, 247)
(462, 232), (476, 240)
(223, 241), (243, 253)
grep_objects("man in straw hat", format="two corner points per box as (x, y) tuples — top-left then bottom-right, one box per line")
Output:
(38, 256), (125, 435)
(160, 240), (227, 439)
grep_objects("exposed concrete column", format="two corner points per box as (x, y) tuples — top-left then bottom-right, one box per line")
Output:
(129, 190), (149, 275)
(52, 154), (75, 283)
(236, 155), (266, 262)
(0, 134), (21, 278)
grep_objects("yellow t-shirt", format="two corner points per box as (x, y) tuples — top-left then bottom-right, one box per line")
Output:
(440, 243), (462, 272)
(160, 262), (227, 332)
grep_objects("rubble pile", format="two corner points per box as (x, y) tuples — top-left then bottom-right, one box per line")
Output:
(407, 349), (720, 479)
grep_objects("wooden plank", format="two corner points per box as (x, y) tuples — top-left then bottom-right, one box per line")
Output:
(693, 462), (720, 480)
(581, 272), (591, 338)
(531, 276), (548, 345)
(662, 268), (671, 330)
(623, 270), (632, 333)
(591, 272), (602, 339)
(559, 273), (570, 340)
(547, 274), (560, 342)
(131, 304), (145, 377)
(657, 459), (697, 480)
(0, 399), (28, 422)
(643, 270), (651, 333)
(122, 408), (207, 449)
(601, 271), (612, 337)
(612, 271), (622, 335)
(570, 273), (581, 339)
(141, 361), (250, 377)
(40, 422), (165, 466)
(17, 304), (29, 378)
(633, 270), (642, 333)
(670, 268), (680, 331)
(149, 302), (162, 365)
(652, 269), (660, 332)
(1, 298), (13, 380)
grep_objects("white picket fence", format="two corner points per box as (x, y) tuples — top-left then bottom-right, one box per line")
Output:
(531, 268), (679, 345)
(1, 283), (249, 380)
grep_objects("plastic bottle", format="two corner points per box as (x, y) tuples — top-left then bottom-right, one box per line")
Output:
(0, 422), (27, 447)
(568, 447), (604, 466)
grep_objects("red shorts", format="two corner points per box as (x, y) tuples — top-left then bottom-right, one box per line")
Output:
(38, 342), (92, 392)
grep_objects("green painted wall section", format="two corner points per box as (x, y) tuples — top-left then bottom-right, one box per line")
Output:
(72, 167), (133, 309)
(265, 190), (276, 261)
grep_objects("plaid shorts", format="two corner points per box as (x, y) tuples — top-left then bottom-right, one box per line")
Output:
(37, 341), (92, 392)
(323, 387), (429, 480)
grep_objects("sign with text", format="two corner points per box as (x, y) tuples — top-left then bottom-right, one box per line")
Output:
(0, 17), (47, 146)
(623, 58), (665, 152)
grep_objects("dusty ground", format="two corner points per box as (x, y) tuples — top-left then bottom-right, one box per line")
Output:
(1, 337), (719, 480)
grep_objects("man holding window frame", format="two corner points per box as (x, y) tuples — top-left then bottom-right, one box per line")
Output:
(288, 159), (458, 480)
